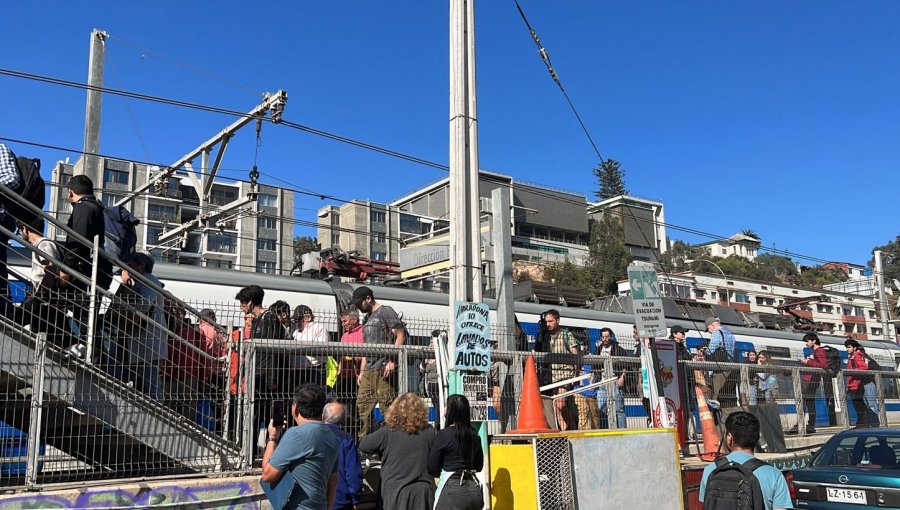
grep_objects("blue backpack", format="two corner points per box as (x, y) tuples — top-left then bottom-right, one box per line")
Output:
(103, 205), (139, 261)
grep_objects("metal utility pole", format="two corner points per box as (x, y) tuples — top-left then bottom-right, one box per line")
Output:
(874, 250), (892, 340)
(449, 0), (483, 316)
(492, 188), (514, 349)
(80, 29), (108, 183)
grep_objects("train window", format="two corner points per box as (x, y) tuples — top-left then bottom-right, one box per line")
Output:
(760, 346), (792, 360)
(568, 327), (590, 352)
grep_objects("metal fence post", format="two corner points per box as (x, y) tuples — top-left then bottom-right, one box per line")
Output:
(833, 373), (850, 429)
(875, 372), (888, 427)
(512, 353), (523, 430)
(793, 367), (806, 434)
(25, 333), (48, 489)
(739, 364), (750, 407)
(603, 357), (615, 429)
(242, 342), (256, 470)
(398, 345), (409, 394)
(85, 234), (100, 365)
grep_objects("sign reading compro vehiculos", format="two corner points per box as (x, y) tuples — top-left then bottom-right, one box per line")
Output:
(628, 262), (666, 339)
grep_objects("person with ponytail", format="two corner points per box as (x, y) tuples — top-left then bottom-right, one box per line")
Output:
(428, 394), (484, 510)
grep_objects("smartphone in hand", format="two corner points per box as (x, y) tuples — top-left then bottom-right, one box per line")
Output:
(271, 401), (286, 429)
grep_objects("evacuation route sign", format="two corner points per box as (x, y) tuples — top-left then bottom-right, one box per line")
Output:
(628, 262), (666, 339)
(454, 301), (492, 372)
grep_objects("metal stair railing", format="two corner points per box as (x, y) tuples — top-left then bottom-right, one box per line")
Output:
(0, 183), (242, 487)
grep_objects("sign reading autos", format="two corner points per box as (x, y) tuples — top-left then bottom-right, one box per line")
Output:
(454, 301), (492, 372)
(628, 262), (666, 339)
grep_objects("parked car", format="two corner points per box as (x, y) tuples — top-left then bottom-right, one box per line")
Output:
(791, 428), (900, 509)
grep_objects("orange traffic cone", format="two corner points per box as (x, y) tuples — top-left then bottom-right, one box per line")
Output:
(694, 370), (721, 461)
(509, 355), (557, 434)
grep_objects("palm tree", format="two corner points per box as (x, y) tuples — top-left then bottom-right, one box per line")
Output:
(740, 229), (760, 240)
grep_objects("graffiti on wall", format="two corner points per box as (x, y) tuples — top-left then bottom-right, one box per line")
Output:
(0, 480), (264, 509)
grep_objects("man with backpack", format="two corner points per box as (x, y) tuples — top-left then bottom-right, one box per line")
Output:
(699, 411), (792, 510)
(704, 317), (738, 408)
(0, 144), (22, 318)
(799, 333), (828, 433)
(844, 339), (880, 428)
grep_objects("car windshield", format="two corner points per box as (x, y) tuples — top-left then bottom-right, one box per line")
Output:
(813, 434), (900, 470)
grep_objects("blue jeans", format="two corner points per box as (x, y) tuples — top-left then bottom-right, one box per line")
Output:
(864, 382), (880, 426)
(598, 384), (626, 428)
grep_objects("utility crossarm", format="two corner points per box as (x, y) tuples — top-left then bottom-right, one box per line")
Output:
(155, 192), (257, 245)
(114, 89), (287, 208)
(776, 294), (830, 330)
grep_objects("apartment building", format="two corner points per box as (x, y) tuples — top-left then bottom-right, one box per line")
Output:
(695, 232), (761, 260)
(618, 270), (892, 340)
(49, 157), (295, 274)
(587, 194), (667, 262)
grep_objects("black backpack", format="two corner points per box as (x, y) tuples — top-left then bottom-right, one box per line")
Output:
(822, 345), (842, 377)
(864, 353), (882, 372)
(103, 205), (139, 262)
(5, 153), (45, 225)
(703, 456), (767, 510)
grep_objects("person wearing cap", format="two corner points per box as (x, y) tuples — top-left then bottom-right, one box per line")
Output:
(704, 317), (738, 408)
(291, 305), (327, 386)
(669, 325), (692, 361)
(348, 286), (406, 441)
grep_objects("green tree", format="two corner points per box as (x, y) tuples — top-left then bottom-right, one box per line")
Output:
(698, 255), (758, 279)
(293, 236), (319, 264)
(658, 240), (704, 273)
(586, 213), (631, 295)
(739, 229), (761, 240)
(798, 266), (848, 287)
(543, 259), (592, 287)
(754, 254), (798, 284)
(593, 159), (628, 200)
(868, 234), (900, 283)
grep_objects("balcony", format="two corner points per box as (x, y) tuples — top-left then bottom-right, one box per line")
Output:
(146, 211), (180, 223)
(718, 301), (750, 313)
(841, 315), (865, 325)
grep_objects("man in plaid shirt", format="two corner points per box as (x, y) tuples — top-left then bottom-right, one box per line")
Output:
(0, 144), (22, 318)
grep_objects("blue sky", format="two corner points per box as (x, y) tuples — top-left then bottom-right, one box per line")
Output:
(2, 1), (899, 267)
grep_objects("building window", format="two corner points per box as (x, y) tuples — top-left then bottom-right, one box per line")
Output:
(206, 259), (233, 269)
(257, 261), (276, 274)
(371, 251), (386, 261)
(147, 203), (178, 223)
(257, 239), (277, 251)
(372, 232), (386, 244)
(208, 233), (237, 254)
(858, 325), (867, 334)
(146, 226), (163, 245)
(734, 292), (751, 304)
(693, 289), (706, 299)
(660, 283), (690, 299)
(331, 213), (340, 226)
(399, 214), (423, 235)
(331, 233), (340, 247)
(816, 304), (833, 314)
(258, 193), (278, 207)
(210, 187), (238, 206)
(370, 210), (386, 224)
(258, 216), (277, 229)
(755, 297), (775, 306)
(868, 310), (877, 319)
(872, 328), (883, 336)
(854, 306), (864, 317)
(103, 168), (129, 185)
(101, 193), (125, 208)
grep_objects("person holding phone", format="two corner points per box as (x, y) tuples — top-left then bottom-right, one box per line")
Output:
(261, 384), (340, 510)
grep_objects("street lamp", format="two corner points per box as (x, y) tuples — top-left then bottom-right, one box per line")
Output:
(685, 258), (730, 307)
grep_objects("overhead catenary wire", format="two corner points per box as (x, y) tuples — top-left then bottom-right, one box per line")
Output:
(0, 67), (876, 268)
(1, 134), (880, 273)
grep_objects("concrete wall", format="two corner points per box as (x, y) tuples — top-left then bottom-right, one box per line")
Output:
(0, 476), (270, 509)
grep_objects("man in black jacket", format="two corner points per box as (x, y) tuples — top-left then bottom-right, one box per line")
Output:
(58, 175), (112, 292)
(58, 175), (112, 350)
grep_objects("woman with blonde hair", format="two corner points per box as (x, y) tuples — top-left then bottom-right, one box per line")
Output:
(360, 392), (436, 509)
